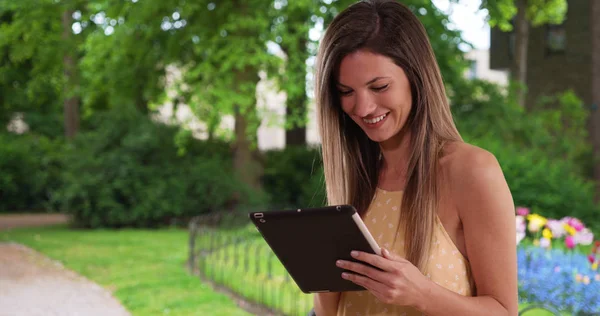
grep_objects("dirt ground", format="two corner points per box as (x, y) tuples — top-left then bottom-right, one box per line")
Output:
(0, 213), (70, 230)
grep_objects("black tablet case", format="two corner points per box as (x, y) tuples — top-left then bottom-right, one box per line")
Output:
(249, 205), (378, 293)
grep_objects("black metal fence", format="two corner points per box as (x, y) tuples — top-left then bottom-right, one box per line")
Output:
(187, 213), (563, 316)
(188, 213), (313, 316)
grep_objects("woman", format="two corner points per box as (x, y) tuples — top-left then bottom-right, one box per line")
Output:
(312, 0), (518, 315)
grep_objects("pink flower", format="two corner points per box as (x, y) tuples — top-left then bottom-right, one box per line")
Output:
(563, 217), (585, 232)
(516, 207), (530, 216)
(565, 235), (576, 249)
(589, 255), (596, 264)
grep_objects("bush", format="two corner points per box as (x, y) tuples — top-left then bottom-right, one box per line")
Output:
(52, 107), (266, 228)
(454, 81), (599, 230)
(471, 136), (600, 231)
(0, 133), (64, 212)
(262, 145), (326, 209)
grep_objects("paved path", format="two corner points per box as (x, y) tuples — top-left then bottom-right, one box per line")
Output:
(0, 214), (131, 316)
(0, 214), (69, 230)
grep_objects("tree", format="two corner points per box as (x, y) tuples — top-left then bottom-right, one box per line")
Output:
(0, 0), (65, 137)
(480, 0), (567, 108)
(592, 0), (600, 198)
(168, 0), (280, 189)
(270, 0), (314, 147)
(78, 0), (175, 115)
(62, 7), (80, 139)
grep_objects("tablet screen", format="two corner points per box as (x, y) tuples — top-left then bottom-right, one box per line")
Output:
(249, 205), (380, 293)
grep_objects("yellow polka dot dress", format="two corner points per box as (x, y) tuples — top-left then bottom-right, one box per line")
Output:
(336, 188), (476, 316)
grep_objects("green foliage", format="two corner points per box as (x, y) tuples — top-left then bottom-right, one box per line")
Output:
(456, 82), (592, 174)
(480, 0), (567, 31)
(455, 82), (598, 230)
(480, 0), (519, 31)
(79, 0), (175, 115)
(473, 136), (599, 231)
(405, 0), (471, 96)
(0, 0), (65, 134)
(53, 107), (266, 228)
(0, 133), (64, 212)
(262, 145), (326, 209)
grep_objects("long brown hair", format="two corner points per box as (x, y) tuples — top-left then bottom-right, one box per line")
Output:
(314, 0), (462, 272)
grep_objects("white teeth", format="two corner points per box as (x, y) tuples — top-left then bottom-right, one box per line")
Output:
(363, 113), (387, 124)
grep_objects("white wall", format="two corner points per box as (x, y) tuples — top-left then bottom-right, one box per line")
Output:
(464, 49), (509, 86)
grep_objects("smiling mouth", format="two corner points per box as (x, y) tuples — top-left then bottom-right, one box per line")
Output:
(362, 113), (388, 124)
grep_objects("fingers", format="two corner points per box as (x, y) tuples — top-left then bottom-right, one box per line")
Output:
(342, 271), (405, 306)
(336, 259), (393, 287)
(341, 271), (388, 296)
(350, 249), (408, 272)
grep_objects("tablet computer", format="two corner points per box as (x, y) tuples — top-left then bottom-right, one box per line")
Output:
(249, 205), (381, 293)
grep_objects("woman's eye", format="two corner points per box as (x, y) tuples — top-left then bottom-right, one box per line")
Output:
(372, 84), (389, 92)
(339, 90), (353, 96)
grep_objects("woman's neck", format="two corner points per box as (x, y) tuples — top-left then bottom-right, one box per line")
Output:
(378, 130), (412, 189)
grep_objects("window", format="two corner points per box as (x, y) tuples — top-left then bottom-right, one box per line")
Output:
(466, 60), (477, 80)
(546, 24), (566, 54)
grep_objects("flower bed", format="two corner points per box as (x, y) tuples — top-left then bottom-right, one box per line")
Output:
(516, 207), (599, 315)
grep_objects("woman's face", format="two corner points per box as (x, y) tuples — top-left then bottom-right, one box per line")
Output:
(336, 49), (413, 144)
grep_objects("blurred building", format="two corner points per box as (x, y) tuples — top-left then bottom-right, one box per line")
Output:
(156, 48), (510, 151)
(464, 49), (508, 86)
(489, 0), (596, 107)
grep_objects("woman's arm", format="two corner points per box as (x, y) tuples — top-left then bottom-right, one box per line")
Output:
(313, 292), (341, 316)
(336, 146), (518, 316)
(418, 147), (518, 316)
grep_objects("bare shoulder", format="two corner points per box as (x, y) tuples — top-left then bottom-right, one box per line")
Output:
(438, 143), (517, 314)
(439, 141), (509, 210)
(440, 141), (501, 180)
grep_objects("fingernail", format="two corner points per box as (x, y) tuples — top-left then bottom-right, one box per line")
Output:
(351, 251), (358, 257)
(383, 248), (389, 256)
(341, 272), (349, 279)
(336, 260), (343, 267)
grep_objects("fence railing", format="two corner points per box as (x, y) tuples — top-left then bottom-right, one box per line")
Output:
(187, 213), (564, 316)
(188, 213), (313, 316)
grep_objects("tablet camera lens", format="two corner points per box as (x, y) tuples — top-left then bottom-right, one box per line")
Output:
(336, 206), (341, 211)
(259, 219), (266, 223)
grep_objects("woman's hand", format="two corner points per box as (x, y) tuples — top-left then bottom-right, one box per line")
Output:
(336, 248), (431, 310)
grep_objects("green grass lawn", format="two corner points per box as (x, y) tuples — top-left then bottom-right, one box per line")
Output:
(0, 225), (251, 316)
(1, 223), (573, 316)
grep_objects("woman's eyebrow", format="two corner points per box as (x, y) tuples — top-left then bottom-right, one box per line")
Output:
(336, 76), (391, 88)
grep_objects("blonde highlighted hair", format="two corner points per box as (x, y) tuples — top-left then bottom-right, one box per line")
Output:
(314, 0), (462, 272)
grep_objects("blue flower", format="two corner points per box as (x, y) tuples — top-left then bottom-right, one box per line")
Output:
(518, 246), (600, 315)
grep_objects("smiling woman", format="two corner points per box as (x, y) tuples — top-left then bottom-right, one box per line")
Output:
(313, 0), (518, 316)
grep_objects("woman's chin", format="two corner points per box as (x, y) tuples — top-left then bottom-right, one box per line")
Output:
(364, 132), (390, 143)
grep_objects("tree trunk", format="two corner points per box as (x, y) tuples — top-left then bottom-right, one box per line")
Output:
(591, 0), (600, 200)
(285, 36), (308, 147)
(62, 10), (79, 139)
(233, 69), (262, 190)
(285, 87), (307, 147)
(512, 0), (530, 109)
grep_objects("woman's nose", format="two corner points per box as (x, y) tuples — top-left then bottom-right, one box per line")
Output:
(352, 92), (377, 117)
